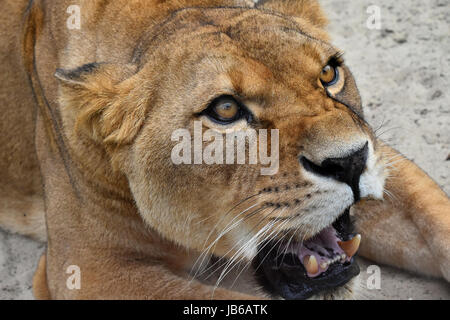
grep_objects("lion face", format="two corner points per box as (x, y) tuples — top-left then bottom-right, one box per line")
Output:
(57, 8), (387, 299)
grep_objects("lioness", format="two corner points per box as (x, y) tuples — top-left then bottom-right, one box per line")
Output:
(0, 0), (449, 299)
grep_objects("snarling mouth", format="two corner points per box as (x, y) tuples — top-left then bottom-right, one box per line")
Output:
(253, 209), (361, 299)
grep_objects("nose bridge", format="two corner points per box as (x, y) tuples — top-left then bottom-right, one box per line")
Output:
(298, 109), (369, 164)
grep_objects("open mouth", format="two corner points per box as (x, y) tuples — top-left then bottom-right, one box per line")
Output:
(253, 208), (361, 300)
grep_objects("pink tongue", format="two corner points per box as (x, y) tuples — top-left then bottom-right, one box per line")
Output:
(297, 226), (346, 277)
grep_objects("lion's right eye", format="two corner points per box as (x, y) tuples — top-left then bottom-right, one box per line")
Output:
(320, 65), (338, 86)
(203, 95), (246, 124)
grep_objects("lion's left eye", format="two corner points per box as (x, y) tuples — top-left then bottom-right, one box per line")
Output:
(320, 64), (339, 87)
(203, 95), (245, 124)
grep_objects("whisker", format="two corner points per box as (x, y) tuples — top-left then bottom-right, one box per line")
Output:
(198, 192), (262, 251)
(220, 210), (292, 291)
(373, 116), (389, 134)
(384, 158), (408, 168)
(202, 206), (276, 281)
(190, 202), (263, 281)
(215, 220), (275, 287)
(195, 205), (270, 280)
(251, 218), (294, 274)
(375, 126), (403, 139)
(228, 217), (293, 289)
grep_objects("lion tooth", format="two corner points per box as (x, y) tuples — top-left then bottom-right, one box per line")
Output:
(303, 255), (318, 274)
(338, 234), (361, 258)
(340, 254), (346, 261)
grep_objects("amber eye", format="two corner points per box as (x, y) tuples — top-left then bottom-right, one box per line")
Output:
(203, 95), (245, 124)
(320, 64), (339, 86)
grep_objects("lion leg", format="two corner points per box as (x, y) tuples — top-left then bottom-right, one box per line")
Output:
(45, 250), (261, 300)
(353, 143), (450, 281)
(33, 253), (51, 300)
(0, 189), (46, 242)
(0, 0), (46, 242)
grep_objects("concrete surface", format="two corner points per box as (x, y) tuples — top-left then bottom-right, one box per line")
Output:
(0, 0), (449, 300)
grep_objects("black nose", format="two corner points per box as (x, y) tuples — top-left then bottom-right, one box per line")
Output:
(300, 142), (369, 201)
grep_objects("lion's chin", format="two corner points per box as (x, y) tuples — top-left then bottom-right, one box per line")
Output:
(253, 208), (361, 300)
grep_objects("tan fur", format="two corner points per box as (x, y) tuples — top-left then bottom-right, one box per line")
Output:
(0, 0), (46, 242)
(353, 143), (450, 280)
(33, 253), (51, 299)
(0, 0), (449, 300)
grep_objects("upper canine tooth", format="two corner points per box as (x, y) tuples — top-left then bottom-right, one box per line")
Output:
(303, 255), (319, 275)
(338, 234), (361, 258)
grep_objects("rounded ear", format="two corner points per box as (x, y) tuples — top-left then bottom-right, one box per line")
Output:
(256, 0), (328, 30)
(55, 63), (103, 86)
(55, 62), (137, 88)
(55, 62), (148, 145)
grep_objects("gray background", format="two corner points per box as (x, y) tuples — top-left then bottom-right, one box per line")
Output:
(0, 0), (449, 299)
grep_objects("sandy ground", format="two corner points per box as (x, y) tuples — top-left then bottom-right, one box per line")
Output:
(0, 0), (449, 300)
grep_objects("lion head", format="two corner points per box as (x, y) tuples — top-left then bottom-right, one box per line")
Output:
(55, 2), (387, 299)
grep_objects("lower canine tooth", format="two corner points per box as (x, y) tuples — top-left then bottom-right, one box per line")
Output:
(320, 262), (328, 269)
(303, 255), (319, 274)
(338, 234), (361, 258)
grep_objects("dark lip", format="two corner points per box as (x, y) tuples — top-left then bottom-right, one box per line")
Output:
(253, 208), (360, 300)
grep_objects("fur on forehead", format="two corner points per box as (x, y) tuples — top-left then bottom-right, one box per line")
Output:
(54, 2), (332, 150)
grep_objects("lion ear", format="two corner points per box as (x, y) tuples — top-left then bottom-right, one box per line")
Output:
(55, 62), (148, 145)
(256, 0), (328, 30)
(55, 63), (104, 86)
